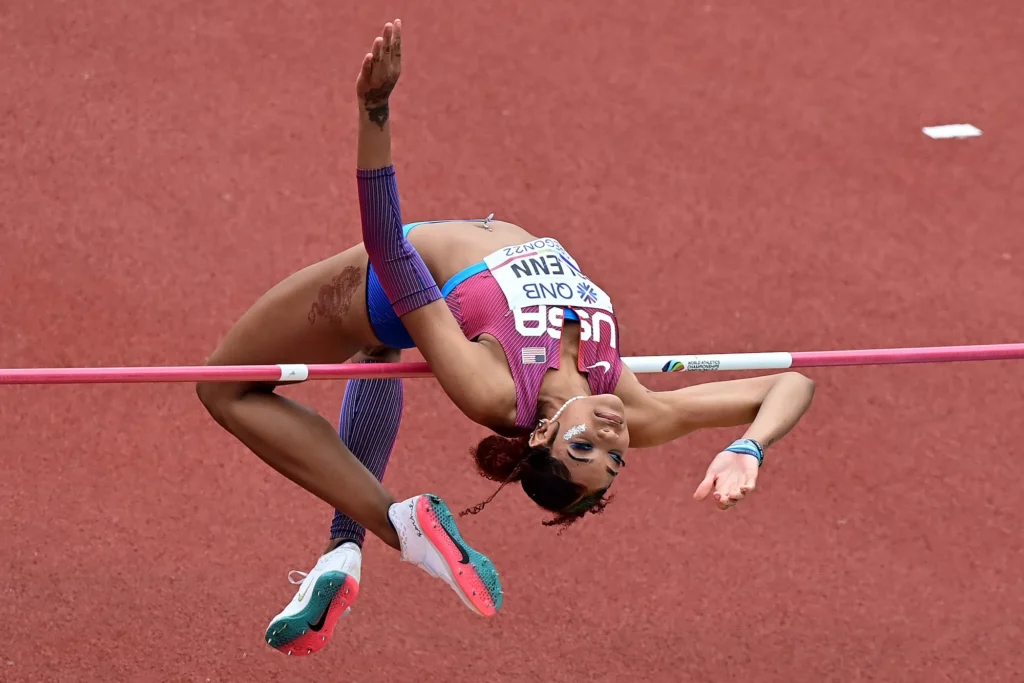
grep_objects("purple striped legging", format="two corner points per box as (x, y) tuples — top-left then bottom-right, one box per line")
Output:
(329, 361), (404, 545)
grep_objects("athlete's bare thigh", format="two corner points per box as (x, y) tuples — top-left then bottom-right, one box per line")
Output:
(206, 245), (380, 370)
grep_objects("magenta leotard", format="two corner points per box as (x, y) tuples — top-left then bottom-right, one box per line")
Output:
(446, 269), (624, 432)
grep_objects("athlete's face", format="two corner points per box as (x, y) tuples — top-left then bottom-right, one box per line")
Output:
(529, 394), (630, 496)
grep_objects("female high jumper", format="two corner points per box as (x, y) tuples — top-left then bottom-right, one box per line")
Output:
(196, 19), (816, 656)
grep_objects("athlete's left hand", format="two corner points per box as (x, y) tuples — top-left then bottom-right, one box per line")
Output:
(355, 19), (402, 107)
(693, 450), (759, 510)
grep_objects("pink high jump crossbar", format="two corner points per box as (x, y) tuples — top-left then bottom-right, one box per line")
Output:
(1, 343), (1022, 385)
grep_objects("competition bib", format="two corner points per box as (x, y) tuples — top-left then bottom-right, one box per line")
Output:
(482, 237), (614, 313)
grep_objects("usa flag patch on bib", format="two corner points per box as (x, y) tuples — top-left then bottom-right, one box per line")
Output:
(521, 347), (547, 365)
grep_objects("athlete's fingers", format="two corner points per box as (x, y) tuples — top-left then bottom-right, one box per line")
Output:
(392, 18), (402, 59)
(693, 472), (716, 501)
(714, 476), (745, 508)
(714, 473), (735, 496)
(382, 23), (394, 58)
(718, 489), (744, 505)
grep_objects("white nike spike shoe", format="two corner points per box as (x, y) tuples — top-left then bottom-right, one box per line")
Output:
(387, 494), (503, 616)
(264, 542), (361, 656)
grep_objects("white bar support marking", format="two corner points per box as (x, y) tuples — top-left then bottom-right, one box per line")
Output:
(277, 364), (310, 382)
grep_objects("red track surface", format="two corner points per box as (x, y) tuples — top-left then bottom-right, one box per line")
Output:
(3, 2), (1024, 681)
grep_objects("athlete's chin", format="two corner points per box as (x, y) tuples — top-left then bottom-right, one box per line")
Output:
(595, 412), (625, 428)
(591, 393), (625, 418)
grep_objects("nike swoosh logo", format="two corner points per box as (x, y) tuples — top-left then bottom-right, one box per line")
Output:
(435, 522), (471, 565)
(308, 604), (331, 632)
(585, 361), (611, 373)
(449, 535), (471, 565)
(455, 544), (470, 565)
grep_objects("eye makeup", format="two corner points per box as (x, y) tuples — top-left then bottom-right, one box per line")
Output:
(568, 448), (625, 476)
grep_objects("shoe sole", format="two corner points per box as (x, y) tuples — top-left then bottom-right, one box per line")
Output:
(264, 571), (358, 656)
(415, 494), (503, 616)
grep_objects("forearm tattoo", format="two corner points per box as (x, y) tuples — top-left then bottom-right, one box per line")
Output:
(363, 84), (394, 130)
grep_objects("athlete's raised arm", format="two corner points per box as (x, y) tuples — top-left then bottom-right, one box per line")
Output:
(617, 369), (815, 508)
(352, 20), (507, 426)
(354, 20), (399, 168)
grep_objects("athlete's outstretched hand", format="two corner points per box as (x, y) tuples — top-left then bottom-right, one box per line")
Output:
(693, 450), (759, 510)
(355, 19), (402, 129)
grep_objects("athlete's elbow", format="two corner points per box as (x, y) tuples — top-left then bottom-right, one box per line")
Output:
(782, 372), (815, 403)
(783, 370), (814, 386)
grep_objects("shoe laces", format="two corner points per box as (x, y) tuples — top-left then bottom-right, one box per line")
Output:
(286, 544), (357, 586)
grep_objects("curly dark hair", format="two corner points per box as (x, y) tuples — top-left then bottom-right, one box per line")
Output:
(459, 425), (613, 530)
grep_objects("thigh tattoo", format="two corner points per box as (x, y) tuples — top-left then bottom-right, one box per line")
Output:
(308, 266), (361, 326)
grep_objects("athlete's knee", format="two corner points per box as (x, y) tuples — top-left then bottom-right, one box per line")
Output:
(196, 380), (223, 423)
(196, 380), (245, 427)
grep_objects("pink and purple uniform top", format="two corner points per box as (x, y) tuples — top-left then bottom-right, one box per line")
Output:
(358, 166), (623, 432)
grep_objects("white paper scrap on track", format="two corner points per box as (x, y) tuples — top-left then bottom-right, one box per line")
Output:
(922, 123), (982, 139)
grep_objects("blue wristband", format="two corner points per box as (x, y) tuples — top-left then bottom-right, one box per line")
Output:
(724, 438), (764, 467)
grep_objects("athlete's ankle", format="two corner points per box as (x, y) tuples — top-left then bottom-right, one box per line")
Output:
(382, 513), (402, 552)
(323, 537), (362, 554)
